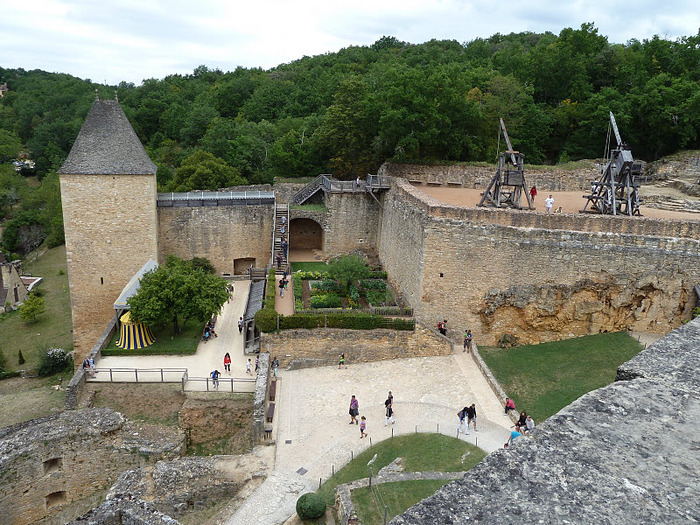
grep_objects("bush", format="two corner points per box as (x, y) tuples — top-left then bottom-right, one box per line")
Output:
(255, 308), (278, 333)
(37, 347), (72, 377)
(0, 349), (6, 371)
(0, 370), (22, 380)
(368, 270), (388, 279)
(348, 285), (360, 304)
(359, 279), (387, 291)
(296, 270), (327, 280)
(310, 294), (343, 308)
(366, 290), (387, 306)
(296, 492), (326, 520)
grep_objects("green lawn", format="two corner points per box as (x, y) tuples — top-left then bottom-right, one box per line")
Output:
(0, 245), (73, 372)
(316, 433), (485, 506)
(101, 319), (202, 356)
(479, 332), (643, 423)
(291, 261), (329, 273)
(352, 479), (451, 525)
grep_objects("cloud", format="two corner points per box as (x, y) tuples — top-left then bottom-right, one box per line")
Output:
(1, 0), (698, 85)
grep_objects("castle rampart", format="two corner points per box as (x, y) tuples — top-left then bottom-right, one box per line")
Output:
(380, 179), (700, 344)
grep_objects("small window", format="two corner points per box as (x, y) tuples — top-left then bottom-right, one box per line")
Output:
(45, 491), (67, 508)
(43, 457), (62, 474)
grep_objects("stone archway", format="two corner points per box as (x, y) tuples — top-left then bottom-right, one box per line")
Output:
(290, 218), (324, 259)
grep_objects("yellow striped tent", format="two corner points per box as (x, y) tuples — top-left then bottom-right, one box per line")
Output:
(116, 311), (155, 350)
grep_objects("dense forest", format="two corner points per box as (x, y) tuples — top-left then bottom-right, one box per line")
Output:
(1, 24), (699, 255)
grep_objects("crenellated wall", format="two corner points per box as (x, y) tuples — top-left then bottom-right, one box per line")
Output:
(379, 179), (700, 345)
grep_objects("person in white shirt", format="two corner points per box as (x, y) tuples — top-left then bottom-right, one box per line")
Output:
(545, 195), (554, 213)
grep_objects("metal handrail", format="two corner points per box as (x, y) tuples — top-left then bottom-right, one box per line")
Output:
(184, 376), (256, 392)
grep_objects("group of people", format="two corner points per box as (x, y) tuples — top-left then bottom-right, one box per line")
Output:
(81, 357), (97, 376)
(530, 186), (562, 213)
(457, 404), (478, 435)
(202, 318), (218, 342)
(348, 391), (395, 439)
(504, 398), (535, 447)
(278, 274), (289, 297)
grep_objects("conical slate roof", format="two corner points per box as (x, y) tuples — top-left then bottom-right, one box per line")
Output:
(59, 98), (157, 175)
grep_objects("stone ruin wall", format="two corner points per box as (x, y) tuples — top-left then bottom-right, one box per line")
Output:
(322, 192), (382, 261)
(378, 160), (602, 191)
(157, 203), (275, 275)
(0, 408), (184, 525)
(380, 179), (700, 345)
(261, 325), (452, 370)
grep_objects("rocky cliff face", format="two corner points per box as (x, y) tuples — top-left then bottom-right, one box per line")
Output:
(479, 272), (694, 345)
(392, 318), (700, 524)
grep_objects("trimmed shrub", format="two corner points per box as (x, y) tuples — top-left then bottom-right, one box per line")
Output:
(348, 285), (360, 304)
(296, 492), (326, 520)
(368, 270), (388, 279)
(310, 294), (343, 309)
(37, 348), (72, 377)
(255, 308), (278, 333)
(359, 279), (387, 291)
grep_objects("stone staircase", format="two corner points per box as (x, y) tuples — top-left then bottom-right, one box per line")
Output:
(273, 204), (290, 272)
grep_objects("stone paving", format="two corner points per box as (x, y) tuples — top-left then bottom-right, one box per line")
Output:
(224, 352), (513, 525)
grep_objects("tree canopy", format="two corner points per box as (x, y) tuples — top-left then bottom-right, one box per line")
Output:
(127, 255), (228, 335)
(1, 24), (699, 192)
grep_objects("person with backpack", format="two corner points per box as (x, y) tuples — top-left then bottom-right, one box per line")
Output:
(457, 406), (469, 434)
(210, 369), (220, 389)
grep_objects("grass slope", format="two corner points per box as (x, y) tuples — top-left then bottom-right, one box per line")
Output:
(0, 245), (73, 371)
(316, 433), (486, 506)
(479, 332), (643, 423)
(101, 320), (201, 356)
(353, 479), (451, 525)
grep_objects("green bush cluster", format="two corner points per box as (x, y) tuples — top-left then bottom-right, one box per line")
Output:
(276, 312), (413, 331)
(368, 270), (388, 279)
(310, 294), (343, 308)
(311, 279), (343, 294)
(37, 348), (72, 377)
(359, 279), (387, 291)
(296, 492), (326, 520)
(348, 285), (360, 304)
(292, 273), (303, 302)
(366, 290), (388, 306)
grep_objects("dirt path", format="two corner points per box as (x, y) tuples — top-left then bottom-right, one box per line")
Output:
(418, 186), (700, 221)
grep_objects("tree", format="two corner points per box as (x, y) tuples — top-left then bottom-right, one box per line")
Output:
(327, 254), (371, 294)
(0, 129), (23, 162)
(168, 150), (247, 192)
(18, 222), (45, 260)
(19, 293), (45, 322)
(128, 256), (229, 335)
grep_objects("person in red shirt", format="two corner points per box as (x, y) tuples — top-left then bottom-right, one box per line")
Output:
(223, 352), (231, 373)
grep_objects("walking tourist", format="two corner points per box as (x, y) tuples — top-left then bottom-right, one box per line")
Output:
(464, 329), (473, 352)
(246, 359), (252, 375)
(457, 406), (468, 434)
(223, 352), (231, 373)
(545, 194), (554, 213)
(385, 391), (395, 426)
(349, 395), (360, 424)
(338, 353), (347, 369)
(360, 416), (367, 438)
(467, 403), (478, 432)
(238, 316), (243, 334)
(272, 357), (279, 377)
(210, 369), (220, 389)
(530, 185), (537, 203)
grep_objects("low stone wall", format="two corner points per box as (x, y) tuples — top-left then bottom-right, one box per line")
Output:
(253, 352), (271, 443)
(260, 324), (451, 369)
(379, 161), (602, 192)
(392, 318), (700, 524)
(65, 316), (117, 409)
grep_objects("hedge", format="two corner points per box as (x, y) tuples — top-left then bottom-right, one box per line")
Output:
(274, 312), (414, 331)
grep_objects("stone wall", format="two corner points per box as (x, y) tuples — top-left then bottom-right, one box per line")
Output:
(379, 161), (602, 191)
(379, 179), (700, 345)
(323, 192), (382, 261)
(60, 173), (158, 368)
(260, 325), (451, 369)
(157, 203), (275, 275)
(392, 318), (700, 525)
(0, 408), (184, 525)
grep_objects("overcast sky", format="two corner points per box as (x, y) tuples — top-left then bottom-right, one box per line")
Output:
(2, 1), (699, 86)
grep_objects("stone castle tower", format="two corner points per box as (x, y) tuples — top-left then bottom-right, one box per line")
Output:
(58, 94), (158, 367)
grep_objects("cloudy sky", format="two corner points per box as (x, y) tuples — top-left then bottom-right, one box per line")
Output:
(2, 1), (699, 85)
